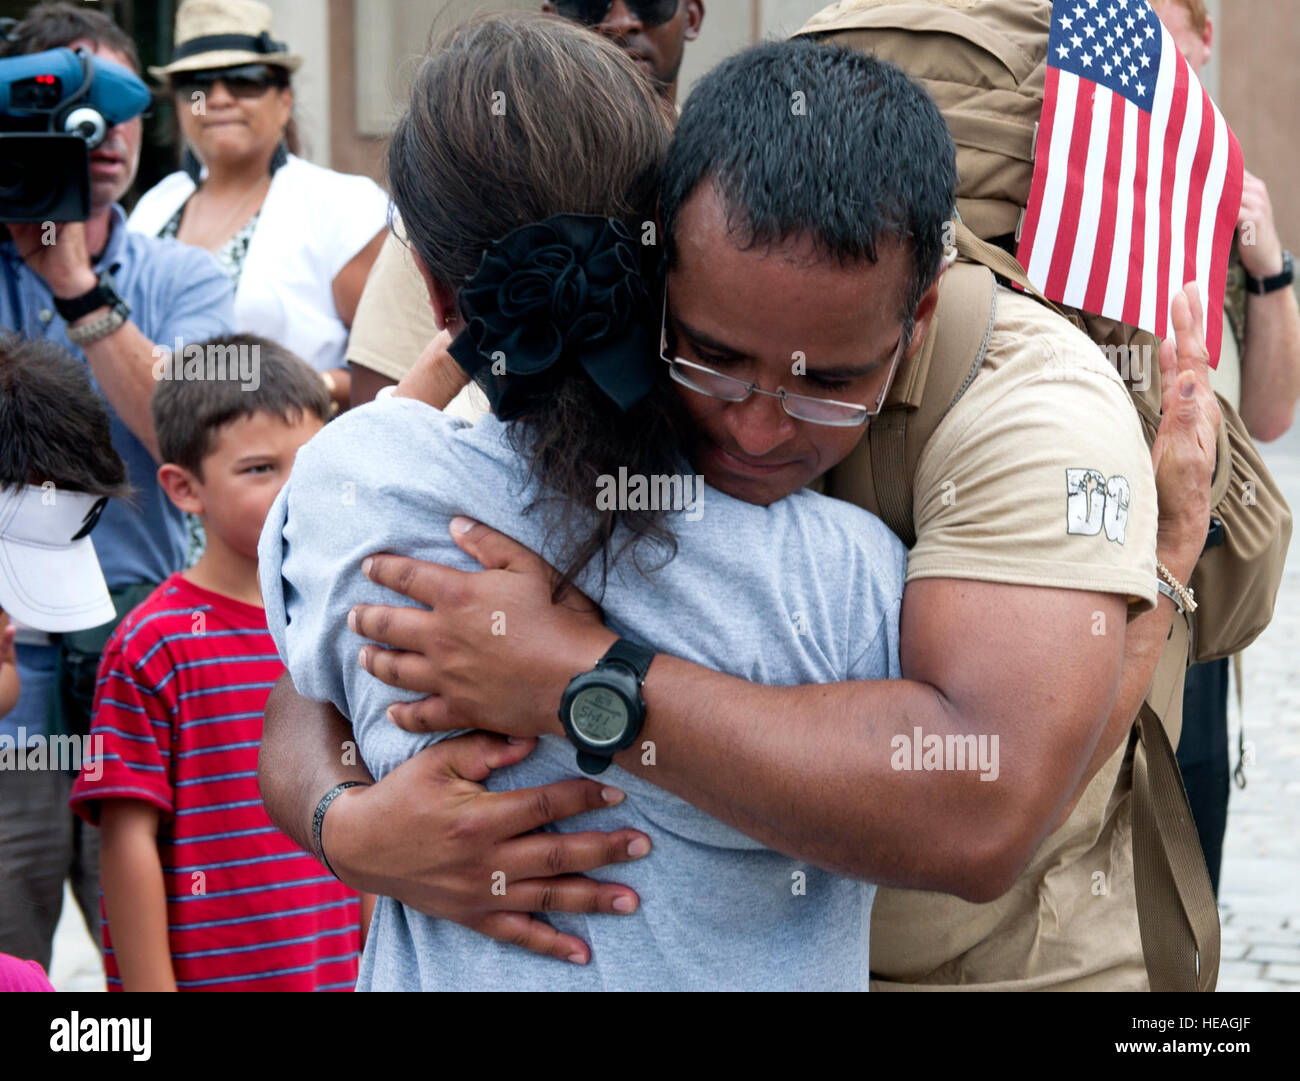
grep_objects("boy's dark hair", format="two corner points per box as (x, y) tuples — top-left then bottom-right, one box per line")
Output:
(151, 334), (330, 478)
(660, 40), (957, 335)
(0, 334), (130, 497)
(0, 1), (141, 71)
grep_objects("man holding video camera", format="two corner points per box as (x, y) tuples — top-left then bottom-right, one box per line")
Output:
(0, 3), (233, 970)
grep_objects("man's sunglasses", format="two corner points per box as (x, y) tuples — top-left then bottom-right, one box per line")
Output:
(172, 63), (288, 99)
(553, 0), (681, 28)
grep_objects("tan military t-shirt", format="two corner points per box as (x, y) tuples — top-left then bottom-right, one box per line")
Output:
(346, 225), (489, 420)
(346, 226), (440, 383)
(870, 286), (1158, 991)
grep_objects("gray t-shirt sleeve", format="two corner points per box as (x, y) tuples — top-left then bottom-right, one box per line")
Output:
(258, 401), (468, 728)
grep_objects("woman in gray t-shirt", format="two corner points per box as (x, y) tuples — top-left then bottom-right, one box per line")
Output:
(261, 12), (906, 991)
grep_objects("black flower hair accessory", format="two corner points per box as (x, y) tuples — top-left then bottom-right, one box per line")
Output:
(446, 214), (658, 419)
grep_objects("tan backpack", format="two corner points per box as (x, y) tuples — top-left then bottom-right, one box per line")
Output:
(798, 0), (1292, 992)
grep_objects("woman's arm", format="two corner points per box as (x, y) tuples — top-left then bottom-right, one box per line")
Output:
(348, 332), (469, 410)
(324, 229), (390, 411)
(99, 800), (177, 992)
(392, 331), (470, 407)
(332, 229), (388, 328)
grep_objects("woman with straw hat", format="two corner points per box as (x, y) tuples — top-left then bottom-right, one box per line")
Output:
(130, 0), (388, 411)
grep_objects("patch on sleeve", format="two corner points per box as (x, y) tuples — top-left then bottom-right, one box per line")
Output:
(1065, 469), (1130, 545)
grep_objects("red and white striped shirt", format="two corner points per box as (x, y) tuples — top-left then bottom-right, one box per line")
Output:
(71, 574), (360, 991)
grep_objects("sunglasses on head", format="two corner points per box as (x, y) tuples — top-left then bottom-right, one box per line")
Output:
(553, 0), (681, 27)
(173, 63), (287, 99)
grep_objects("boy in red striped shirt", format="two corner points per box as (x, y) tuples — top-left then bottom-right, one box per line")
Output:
(71, 334), (361, 991)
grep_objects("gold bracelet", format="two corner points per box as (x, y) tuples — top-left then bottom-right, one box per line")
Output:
(1155, 560), (1197, 614)
(321, 370), (341, 416)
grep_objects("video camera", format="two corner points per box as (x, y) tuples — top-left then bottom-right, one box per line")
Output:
(0, 47), (151, 222)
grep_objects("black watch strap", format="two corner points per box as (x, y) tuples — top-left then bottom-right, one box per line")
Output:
(576, 750), (612, 775)
(599, 638), (654, 683)
(1245, 250), (1294, 295)
(53, 270), (122, 322)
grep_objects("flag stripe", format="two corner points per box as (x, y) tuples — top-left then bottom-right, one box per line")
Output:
(1205, 119), (1244, 361)
(1122, 106), (1152, 328)
(1092, 94), (1133, 316)
(1153, 43), (1190, 339)
(1063, 84), (1116, 308)
(1176, 84), (1215, 337)
(1164, 59), (1203, 341)
(1082, 87), (1127, 313)
(1046, 78), (1099, 302)
(1026, 68), (1079, 289)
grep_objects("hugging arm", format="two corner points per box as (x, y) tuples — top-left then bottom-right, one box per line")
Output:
(358, 549), (1124, 903)
(257, 672), (651, 964)
(351, 289), (1219, 903)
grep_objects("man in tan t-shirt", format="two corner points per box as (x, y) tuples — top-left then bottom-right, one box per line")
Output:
(264, 39), (1219, 990)
(867, 286), (1161, 990)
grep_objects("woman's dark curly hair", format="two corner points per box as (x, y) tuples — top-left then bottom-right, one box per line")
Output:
(388, 11), (689, 599)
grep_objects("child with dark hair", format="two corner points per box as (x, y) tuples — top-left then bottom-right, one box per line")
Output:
(2, 332), (130, 715)
(0, 334), (130, 969)
(70, 335), (361, 991)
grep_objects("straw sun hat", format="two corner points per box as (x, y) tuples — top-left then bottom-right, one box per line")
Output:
(148, 0), (303, 80)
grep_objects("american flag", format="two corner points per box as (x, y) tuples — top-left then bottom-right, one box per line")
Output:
(1016, 0), (1243, 365)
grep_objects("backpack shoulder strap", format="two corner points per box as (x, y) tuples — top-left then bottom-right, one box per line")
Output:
(1133, 703), (1223, 991)
(835, 259), (998, 545)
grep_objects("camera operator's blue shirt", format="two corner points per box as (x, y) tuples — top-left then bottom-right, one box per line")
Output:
(1, 205), (234, 740)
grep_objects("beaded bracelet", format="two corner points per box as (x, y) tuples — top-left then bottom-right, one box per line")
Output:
(1155, 560), (1197, 614)
(312, 781), (369, 879)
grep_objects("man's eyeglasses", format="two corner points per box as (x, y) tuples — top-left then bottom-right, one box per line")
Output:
(659, 289), (905, 428)
(553, 0), (681, 28)
(172, 63), (288, 100)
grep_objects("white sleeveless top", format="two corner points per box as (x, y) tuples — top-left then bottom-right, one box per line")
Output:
(129, 154), (389, 372)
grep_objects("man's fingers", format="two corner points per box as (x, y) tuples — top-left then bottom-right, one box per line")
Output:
(1171, 285), (1210, 377)
(418, 731), (537, 784)
(505, 828), (652, 881)
(358, 644), (439, 695)
(1175, 369), (1201, 425)
(349, 602), (431, 653)
(1157, 336), (1178, 418)
(362, 552), (461, 609)
(393, 329), (466, 408)
(448, 516), (555, 575)
(475, 911), (592, 965)
(491, 875), (641, 917)
(386, 694), (453, 734)
(488, 776), (635, 837)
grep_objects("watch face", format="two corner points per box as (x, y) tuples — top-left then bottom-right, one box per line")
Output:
(569, 685), (629, 747)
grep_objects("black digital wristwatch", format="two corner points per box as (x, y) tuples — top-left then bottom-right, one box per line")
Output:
(1244, 250), (1294, 296)
(558, 638), (655, 775)
(53, 268), (128, 323)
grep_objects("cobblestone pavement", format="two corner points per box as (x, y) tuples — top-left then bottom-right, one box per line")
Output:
(47, 427), (1300, 994)
(1217, 421), (1300, 992)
